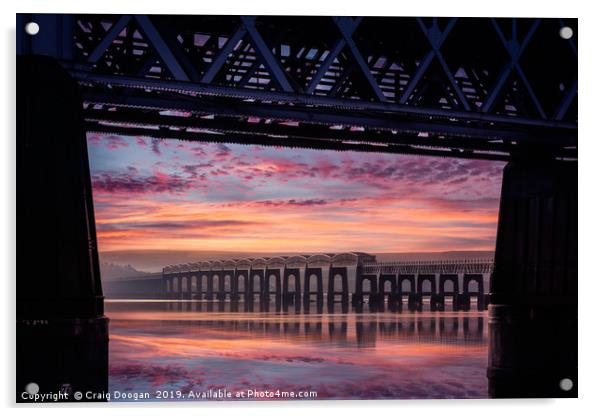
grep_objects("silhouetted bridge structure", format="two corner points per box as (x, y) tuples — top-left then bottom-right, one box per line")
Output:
(162, 254), (493, 311)
(17, 14), (576, 399)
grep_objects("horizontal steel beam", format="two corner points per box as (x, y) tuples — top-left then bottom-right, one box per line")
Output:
(83, 108), (576, 160)
(81, 90), (576, 148)
(69, 70), (577, 135)
(86, 123), (511, 161)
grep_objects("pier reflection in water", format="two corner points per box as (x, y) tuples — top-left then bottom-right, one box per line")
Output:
(106, 300), (488, 400)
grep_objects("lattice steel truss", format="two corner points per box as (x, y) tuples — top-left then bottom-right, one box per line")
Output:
(17, 14), (577, 161)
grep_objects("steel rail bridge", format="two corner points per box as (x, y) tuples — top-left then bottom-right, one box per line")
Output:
(17, 13), (578, 399)
(18, 14), (577, 161)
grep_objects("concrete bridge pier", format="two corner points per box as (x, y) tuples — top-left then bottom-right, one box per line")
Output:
(456, 293), (470, 311)
(387, 293), (401, 311)
(488, 159), (577, 398)
(17, 56), (108, 401)
(369, 293), (384, 306)
(406, 292), (421, 311)
(430, 293), (445, 311)
(351, 293), (362, 306)
(477, 296), (486, 311)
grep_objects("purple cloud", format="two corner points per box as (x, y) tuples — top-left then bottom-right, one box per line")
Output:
(92, 171), (197, 194)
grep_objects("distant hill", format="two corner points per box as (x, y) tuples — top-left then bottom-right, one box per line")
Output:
(99, 250), (495, 273)
(99, 262), (150, 280)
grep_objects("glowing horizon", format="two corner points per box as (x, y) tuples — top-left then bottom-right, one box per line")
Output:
(87, 134), (504, 254)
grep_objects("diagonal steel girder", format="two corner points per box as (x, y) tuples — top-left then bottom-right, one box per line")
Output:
(414, 18), (470, 110)
(305, 17), (363, 94)
(332, 17), (386, 102)
(482, 18), (543, 117)
(200, 16), (295, 92)
(88, 15), (191, 81)
(399, 18), (466, 108)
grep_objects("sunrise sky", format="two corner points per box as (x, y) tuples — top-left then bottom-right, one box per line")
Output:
(87, 134), (504, 255)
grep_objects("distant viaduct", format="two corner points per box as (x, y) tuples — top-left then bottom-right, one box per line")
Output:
(159, 252), (493, 311)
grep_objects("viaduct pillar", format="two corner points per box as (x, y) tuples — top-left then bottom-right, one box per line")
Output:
(488, 158), (577, 398)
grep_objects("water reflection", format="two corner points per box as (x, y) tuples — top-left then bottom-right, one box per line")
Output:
(107, 300), (488, 400)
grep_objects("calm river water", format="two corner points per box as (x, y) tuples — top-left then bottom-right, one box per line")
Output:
(105, 300), (488, 401)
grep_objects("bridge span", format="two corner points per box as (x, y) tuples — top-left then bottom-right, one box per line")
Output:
(162, 253), (493, 311)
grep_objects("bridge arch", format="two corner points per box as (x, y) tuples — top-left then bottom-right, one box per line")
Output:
(199, 273), (209, 293)
(358, 275), (378, 295)
(463, 274), (484, 295)
(378, 274), (397, 294)
(283, 268), (301, 298)
(222, 272), (233, 294)
(250, 270), (265, 298)
(439, 274), (459, 295)
(327, 267), (349, 298)
(189, 275), (198, 293)
(171, 276), (180, 294)
(210, 273), (220, 295)
(304, 268), (324, 296)
(265, 269), (282, 298)
(398, 274), (416, 294)
(180, 275), (190, 298)
(235, 270), (249, 295)
(417, 274), (436, 296)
